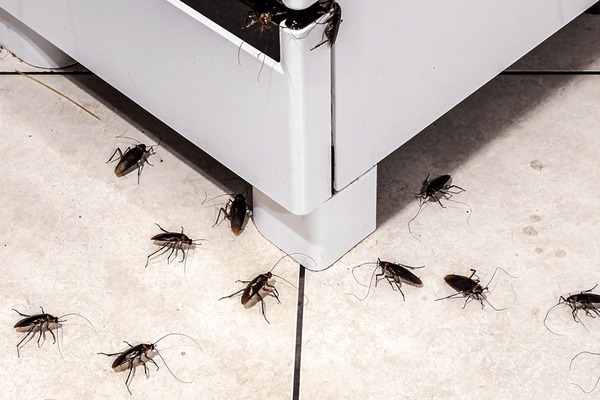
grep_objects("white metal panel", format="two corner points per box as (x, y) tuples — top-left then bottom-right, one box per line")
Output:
(282, 0), (316, 11)
(0, 8), (74, 68)
(332, 0), (598, 190)
(0, 0), (332, 215)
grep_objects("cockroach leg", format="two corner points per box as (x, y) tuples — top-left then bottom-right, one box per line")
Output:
(408, 174), (469, 239)
(544, 285), (600, 335)
(107, 133), (161, 184)
(350, 258), (424, 302)
(13, 306), (95, 357)
(213, 192), (251, 236)
(98, 333), (199, 395)
(435, 267), (513, 311)
(145, 224), (208, 269)
(310, 1), (342, 51)
(219, 253), (311, 323)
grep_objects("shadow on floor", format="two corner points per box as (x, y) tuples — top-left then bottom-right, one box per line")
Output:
(58, 13), (600, 229)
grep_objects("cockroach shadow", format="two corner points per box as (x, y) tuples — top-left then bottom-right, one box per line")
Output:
(544, 284), (600, 335)
(408, 173), (472, 240)
(350, 258), (424, 301)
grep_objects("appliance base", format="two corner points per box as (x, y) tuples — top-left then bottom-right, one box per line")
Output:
(253, 167), (377, 270)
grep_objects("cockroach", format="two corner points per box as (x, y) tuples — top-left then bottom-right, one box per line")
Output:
(241, 0), (288, 34)
(245, 9), (285, 33)
(408, 173), (470, 239)
(219, 253), (308, 323)
(106, 134), (161, 184)
(543, 284), (600, 335)
(351, 258), (424, 301)
(98, 333), (200, 395)
(310, 1), (342, 50)
(435, 268), (510, 311)
(220, 271), (279, 324)
(145, 223), (207, 268)
(213, 192), (251, 236)
(570, 351), (600, 394)
(239, 0), (288, 82)
(417, 174), (464, 207)
(12, 306), (95, 357)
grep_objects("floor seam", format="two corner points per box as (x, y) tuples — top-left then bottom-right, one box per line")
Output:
(292, 265), (306, 400)
(501, 70), (600, 75)
(0, 70), (92, 75)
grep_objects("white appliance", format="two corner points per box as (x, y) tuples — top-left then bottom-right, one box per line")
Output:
(0, 0), (596, 269)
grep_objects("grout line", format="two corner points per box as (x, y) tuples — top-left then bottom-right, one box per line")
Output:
(0, 70), (92, 75)
(292, 265), (306, 400)
(501, 70), (600, 75)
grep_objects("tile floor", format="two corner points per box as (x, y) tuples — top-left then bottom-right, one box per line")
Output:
(2, 11), (600, 400)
